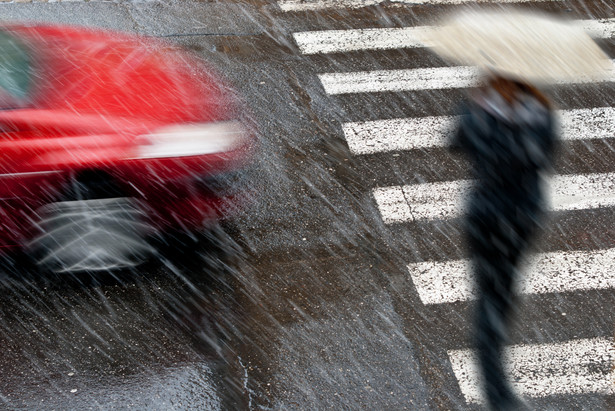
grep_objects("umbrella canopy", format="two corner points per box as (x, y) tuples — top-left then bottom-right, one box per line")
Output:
(419, 9), (612, 83)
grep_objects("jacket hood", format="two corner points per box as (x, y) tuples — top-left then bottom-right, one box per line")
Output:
(471, 87), (551, 127)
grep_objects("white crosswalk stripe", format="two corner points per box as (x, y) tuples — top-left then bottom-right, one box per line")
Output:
(294, 26), (431, 54)
(281, 2), (615, 404)
(294, 18), (615, 54)
(319, 61), (615, 94)
(373, 172), (615, 224)
(409, 248), (615, 304)
(279, 0), (563, 12)
(320, 66), (480, 94)
(449, 338), (615, 403)
(343, 107), (615, 154)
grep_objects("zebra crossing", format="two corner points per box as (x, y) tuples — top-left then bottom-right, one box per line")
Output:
(450, 338), (615, 403)
(374, 172), (615, 223)
(279, 0), (565, 12)
(343, 107), (615, 154)
(293, 18), (615, 54)
(409, 248), (615, 304)
(319, 63), (615, 94)
(281, 0), (615, 405)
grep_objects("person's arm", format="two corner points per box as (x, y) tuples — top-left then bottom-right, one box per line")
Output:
(450, 106), (472, 152)
(540, 110), (558, 172)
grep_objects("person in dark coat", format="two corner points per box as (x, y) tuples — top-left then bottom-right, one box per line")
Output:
(452, 75), (556, 410)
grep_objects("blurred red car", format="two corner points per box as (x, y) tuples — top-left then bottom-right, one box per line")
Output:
(0, 24), (255, 272)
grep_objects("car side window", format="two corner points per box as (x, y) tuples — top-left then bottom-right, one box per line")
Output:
(0, 30), (31, 101)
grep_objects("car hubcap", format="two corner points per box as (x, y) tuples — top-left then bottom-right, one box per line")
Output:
(28, 198), (155, 273)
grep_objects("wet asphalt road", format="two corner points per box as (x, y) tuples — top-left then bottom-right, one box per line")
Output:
(0, 0), (614, 409)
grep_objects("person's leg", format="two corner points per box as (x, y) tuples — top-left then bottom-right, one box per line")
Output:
(475, 254), (520, 409)
(471, 216), (532, 410)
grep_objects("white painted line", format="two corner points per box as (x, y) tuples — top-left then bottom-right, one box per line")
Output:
(319, 66), (479, 94)
(583, 18), (615, 38)
(374, 180), (470, 224)
(319, 61), (615, 94)
(279, 0), (562, 12)
(374, 172), (615, 224)
(449, 338), (615, 403)
(293, 26), (431, 54)
(294, 19), (615, 54)
(409, 248), (615, 304)
(343, 107), (615, 154)
(280, 0), (382, 11)
(344, 115), (454, 154)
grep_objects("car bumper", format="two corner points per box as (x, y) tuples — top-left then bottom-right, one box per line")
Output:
(0, 145), (255, 248)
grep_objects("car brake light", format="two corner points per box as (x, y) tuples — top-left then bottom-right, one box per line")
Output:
(135, 121), (247, 159)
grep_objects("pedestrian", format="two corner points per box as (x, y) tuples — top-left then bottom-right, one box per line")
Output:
(453, 74), (555, 410)
(418, 8), (612, 409)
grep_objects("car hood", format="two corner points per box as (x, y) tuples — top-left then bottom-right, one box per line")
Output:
(4, 24), (236, 127)
(0, 25), (253, 173)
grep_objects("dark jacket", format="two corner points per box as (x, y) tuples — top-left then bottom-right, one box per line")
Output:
(453, 88), (556, 231)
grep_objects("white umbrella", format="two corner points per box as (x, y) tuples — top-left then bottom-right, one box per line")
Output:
(419, 9), (613, 83)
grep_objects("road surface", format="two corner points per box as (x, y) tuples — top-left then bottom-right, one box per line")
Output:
(0, 0), (613, 409)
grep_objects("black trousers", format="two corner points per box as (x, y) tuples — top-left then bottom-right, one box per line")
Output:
(467, 204), (539, 410)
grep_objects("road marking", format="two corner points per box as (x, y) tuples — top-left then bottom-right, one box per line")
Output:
(294, 26), (431, 54)
(409, 248), (615, 304)
(320, 66), (479, 94)
(319, 61), (615, 94)
(294, 19), (615, 54)
(343, 107), (615, 154)
(584, 18), (615, 38)
(278, 0), (562, 12)
(373, 172), (615, 224)
(449, 338), (615, 403)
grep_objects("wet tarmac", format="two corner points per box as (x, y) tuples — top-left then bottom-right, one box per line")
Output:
(0, 0), (614, 409)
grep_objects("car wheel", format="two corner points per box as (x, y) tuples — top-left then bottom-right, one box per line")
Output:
(155, 222), (240, 272)
(27, 174), (156, 274)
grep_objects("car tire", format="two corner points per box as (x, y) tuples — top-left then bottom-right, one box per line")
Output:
(155, 222), (237, 270)
(27, 173), (156, 274)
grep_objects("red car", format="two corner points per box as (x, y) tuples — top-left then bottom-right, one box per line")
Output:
(0, 24), (255, 272)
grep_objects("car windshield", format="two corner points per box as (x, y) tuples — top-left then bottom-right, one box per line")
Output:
(0, 30), (31, 101)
